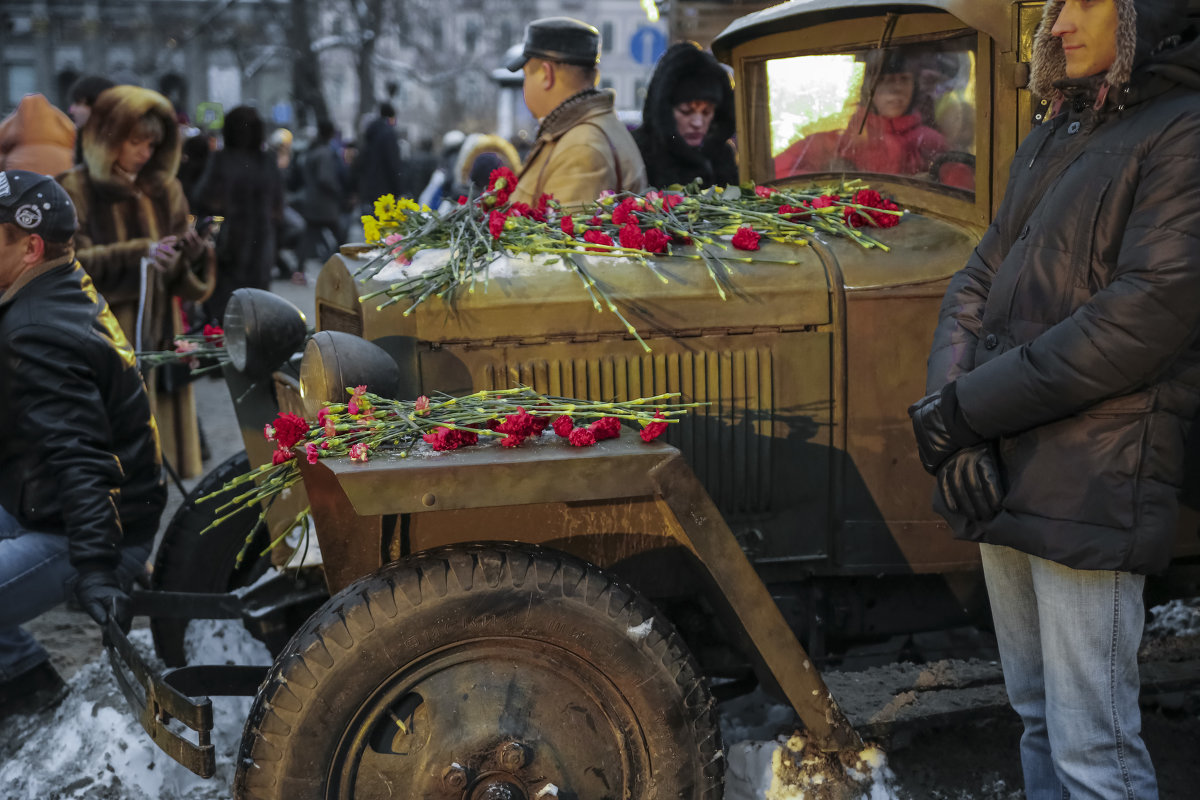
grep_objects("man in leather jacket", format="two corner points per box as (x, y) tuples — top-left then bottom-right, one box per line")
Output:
(0, 170), (165, 722)
(910, 2), (1200, 798)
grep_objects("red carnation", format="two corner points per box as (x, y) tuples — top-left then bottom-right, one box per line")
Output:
(845, 189), (901, 229)
(642, 228), (670, 254)
(271, 447), (295, 465)
(618, 222), (645, 250)
(583, 229), (614, 251)
(202, 324), (224, 345)
(640, 411), (669, 442)
(561, 215), (575, 236)
(552, 415), (575, 437)
(457, 195), (469, 205)
(568, 427), (597, 447)
(500, 434), (525, 448)
(423, 426), (464, 451)
(731, 226), (761, 251)
(529, 414), (550, 435)
(496, 407), (537, 437)
(488, 209), (508, 239)
(779, 203), (811, 221)
(811, 194), (840, 209)
(588, 416), (622, 441)
(488, 167), (518, 204)
(754, 185), (778, 198)
(611, 198), (639, 226)
(663, 194), (685, 210)
(272, 412), (309, 449)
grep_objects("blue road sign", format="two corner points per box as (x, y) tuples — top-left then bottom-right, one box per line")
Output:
(630, 26), (667, 66)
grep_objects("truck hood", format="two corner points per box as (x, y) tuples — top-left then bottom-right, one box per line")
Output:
(318, 213), (974, 344)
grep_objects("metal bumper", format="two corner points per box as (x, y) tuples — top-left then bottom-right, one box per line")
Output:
(103, 590), (269, 778)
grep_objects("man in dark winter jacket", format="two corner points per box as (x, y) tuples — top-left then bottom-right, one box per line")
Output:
(356, 102), (404, 212)
(910, 2), (1200, 798)
(634, 41), (739, 189)
(0, 171), (165, 722)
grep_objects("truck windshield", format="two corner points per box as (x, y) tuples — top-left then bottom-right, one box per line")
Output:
(768, 34), (976, 194)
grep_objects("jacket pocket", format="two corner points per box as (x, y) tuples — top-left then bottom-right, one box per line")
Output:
(1069, 177), (1111, 309)
(998, 391), (1151, 529)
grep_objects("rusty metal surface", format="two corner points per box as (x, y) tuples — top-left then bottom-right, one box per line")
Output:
(296, 456), (385, 594)
(648, 453), (863, 751)
(319, 436), (678, 516)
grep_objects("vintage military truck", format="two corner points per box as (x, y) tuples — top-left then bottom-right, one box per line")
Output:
(108, 1), (1200, 798)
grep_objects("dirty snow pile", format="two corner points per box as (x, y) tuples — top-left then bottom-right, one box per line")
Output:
(0, 620), (268, 800)
(1145, 597), (1200, 638)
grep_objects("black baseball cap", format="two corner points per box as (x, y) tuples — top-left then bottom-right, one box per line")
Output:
(0, 170), (78, 243)
(506, 17), (600, 72)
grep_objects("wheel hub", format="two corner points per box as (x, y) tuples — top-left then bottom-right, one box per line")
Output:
(468, 774), (527, 800)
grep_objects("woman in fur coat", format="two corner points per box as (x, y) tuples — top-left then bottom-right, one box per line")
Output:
(633, 42), (739, 189)
(57, 86), (215, 479)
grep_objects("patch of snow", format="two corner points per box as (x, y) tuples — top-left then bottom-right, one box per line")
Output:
(535, 783), (559, 798)
(1146, 598), (1200, 638)
(0, 623), (268, 799)
(627, 618), (653, 642)
(373, 247), (572, 284)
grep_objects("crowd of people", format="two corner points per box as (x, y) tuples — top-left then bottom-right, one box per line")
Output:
(3, 7), (1195, 800)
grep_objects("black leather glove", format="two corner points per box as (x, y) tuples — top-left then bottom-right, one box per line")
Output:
(908, 383), (983, 473)
(74, 568), (132, 633)
(938, 443), (1005, 522)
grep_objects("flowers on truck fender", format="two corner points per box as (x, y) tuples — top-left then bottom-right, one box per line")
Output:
(199, 386), (702, 564)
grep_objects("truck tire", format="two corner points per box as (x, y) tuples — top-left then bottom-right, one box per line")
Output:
(235, 542), (724, 799)
(150, 451), (327, 667)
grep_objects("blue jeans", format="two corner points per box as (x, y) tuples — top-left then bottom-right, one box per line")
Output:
(0, 503), (151, 682)
(980, 543), (1157, 800)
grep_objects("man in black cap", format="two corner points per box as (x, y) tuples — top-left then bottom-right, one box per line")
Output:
(0, 170), (165, 722)
(506, 16), (646, 207)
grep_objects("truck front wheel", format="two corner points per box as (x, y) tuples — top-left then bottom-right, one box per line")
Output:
(234, 542), (724, 799)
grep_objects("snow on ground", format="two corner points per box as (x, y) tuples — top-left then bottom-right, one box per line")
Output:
(2, 600), (1196, 799)
(0, 620), (267, 800)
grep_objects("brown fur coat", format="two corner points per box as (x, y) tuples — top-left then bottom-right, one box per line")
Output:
(57, 85), (215, 478)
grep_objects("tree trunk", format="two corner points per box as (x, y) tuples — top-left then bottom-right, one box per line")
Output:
(288, 0), (330, 127)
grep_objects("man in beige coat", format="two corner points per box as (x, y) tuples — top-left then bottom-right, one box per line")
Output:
(507, 17), (647, 207)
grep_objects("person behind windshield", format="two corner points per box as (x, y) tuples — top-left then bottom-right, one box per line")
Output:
(774, 49), (947, 179)
(633, 41), (738, 189)
(56, 86), (215, 480)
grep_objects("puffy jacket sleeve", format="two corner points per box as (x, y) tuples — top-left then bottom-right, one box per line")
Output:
(7, 323), (125, 571)
(924, 219), (1006, 393)
(956, 112), (1200, 438)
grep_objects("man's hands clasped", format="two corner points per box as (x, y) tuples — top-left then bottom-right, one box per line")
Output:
(909, 385), (1004, 522)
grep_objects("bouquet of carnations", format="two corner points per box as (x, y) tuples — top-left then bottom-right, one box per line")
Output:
(355, 172), (902, 351)
(200, 386), (702, 564)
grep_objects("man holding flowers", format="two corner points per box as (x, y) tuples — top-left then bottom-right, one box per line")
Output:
(506, 17), (646, 208)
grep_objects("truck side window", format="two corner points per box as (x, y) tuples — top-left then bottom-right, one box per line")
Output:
(767, 34), (977, 194)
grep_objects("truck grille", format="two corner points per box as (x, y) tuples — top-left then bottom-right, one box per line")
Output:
(318, 303), (364, 337)
(484, 348), (775, 515)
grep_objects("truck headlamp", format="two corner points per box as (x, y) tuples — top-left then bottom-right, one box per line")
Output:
(299, 331), (402, 418)
(222, 289), (309, 377)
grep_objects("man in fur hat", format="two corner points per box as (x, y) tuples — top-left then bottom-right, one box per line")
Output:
(910, 2), (1199, 797)
(507, 17), (646, 207)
